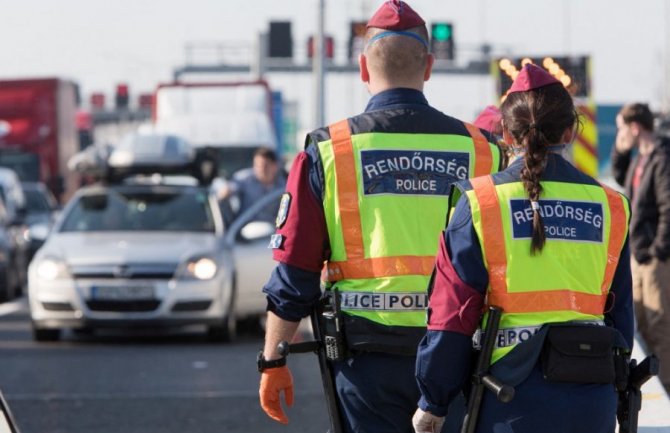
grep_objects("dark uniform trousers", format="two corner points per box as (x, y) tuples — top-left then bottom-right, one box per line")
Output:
(333, 352), (466, 433)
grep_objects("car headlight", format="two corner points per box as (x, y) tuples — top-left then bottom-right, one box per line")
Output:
(178, 257), (218, 280)
(36, 257), (71, 280)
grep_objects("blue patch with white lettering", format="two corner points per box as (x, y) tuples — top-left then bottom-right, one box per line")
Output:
(360, 150), (470, 196)
(510, 199), (604, 242)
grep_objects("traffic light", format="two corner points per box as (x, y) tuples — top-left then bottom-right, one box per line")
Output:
(268, 21), (293, 58)
(137, 93), (153, 111)
(90, 92), (105, 111)
(115, 83), (129, 109)
(431, 22), (455, 61)
(495, 56), (591, 99)
(348, 21), (367, 63)
(307, 36), (334, 59)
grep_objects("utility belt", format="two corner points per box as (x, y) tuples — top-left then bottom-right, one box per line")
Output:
(320, 289), (428, 358)
(474, 321), (605, 350)
(540, 323), (628, 385)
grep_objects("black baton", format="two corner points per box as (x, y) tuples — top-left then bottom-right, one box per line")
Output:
(278, 296), (345, 433)
(461, 306), (515, 433)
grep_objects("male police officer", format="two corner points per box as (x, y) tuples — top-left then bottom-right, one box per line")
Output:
(257, 1), (502, 432)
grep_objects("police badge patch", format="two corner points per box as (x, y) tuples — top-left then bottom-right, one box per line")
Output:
(275, 193), (291, 228)
(269, 234), (284, 249)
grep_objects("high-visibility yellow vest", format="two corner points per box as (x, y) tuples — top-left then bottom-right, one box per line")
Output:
(461, 175), (629, 363)
(318, 119), (501, 339)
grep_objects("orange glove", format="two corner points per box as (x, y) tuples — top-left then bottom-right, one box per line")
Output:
(259, 365), (294, 424)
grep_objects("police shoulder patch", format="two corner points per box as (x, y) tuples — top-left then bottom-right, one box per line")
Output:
(269, 234), (284, 249)
(275, 193), (291, 228)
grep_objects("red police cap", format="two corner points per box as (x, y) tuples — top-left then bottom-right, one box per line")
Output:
(473, 105), (502, 135)
(367, 0), (425, 30)
(508, 64), (561, 94)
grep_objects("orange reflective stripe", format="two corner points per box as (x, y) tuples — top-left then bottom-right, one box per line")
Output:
(329, 119), (365, 260)
(602, 187), (627, 292)
(325, 121), (437, 282)
(488, 290), (608, 315)
(464, 122), (493, 176)
(470, 176), (508, 292)
(472, 179), (625, 315)
(325, 255), (435, 281)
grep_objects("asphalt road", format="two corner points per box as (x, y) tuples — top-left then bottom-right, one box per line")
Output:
(0, 299), (329, 433)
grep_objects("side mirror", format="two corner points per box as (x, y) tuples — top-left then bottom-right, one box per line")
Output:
(0, 391), (20, 432)
(27, 223), (51, 242)
(239, 221), (275, 242)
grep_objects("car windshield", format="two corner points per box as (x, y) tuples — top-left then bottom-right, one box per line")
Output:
(24, 189), (52, 213)
(59, 188), (215, 233)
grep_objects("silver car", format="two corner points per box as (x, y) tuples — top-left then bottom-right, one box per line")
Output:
(28, 177), (279, 342)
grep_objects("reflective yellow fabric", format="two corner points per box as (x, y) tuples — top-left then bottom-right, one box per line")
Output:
(319, 121), (500, 327)
(466, 179), (629, 363)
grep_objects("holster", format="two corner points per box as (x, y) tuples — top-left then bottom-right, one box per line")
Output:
(541, 324), (617, 384)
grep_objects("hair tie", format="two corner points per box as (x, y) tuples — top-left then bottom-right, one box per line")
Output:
(522, 122), (540, 138)
(530, 201), (541, 211)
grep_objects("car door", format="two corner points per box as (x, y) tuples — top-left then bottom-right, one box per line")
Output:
(224, 188), (282, 317)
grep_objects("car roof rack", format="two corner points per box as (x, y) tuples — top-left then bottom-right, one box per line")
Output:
(68, 133), (218, 186)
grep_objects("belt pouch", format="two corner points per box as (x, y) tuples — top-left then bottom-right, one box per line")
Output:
(541, 325), (616, 384)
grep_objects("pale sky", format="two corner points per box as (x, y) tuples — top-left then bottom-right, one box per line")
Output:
(1, 0), (668, 122)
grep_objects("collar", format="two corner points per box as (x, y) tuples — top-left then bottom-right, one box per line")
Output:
(365, 88), (428, 112)
(507, 152), (571, 175)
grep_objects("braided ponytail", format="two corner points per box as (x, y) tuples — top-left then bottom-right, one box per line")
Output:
(520, 125), (548, 254)
(501, 83), (577, 255)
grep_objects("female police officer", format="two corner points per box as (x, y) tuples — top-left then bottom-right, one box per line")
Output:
(412, 64), (634, 433)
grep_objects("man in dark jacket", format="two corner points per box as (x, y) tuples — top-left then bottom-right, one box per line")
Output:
(611, 102), (670, 393)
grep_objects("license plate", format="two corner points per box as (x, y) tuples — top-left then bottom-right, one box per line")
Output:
(92, 285), (155, 301)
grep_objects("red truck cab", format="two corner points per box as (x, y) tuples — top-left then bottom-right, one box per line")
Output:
(0, 78), (80, 202)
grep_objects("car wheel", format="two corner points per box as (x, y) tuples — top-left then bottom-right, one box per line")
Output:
(207, 318), (236, 343)
(237, 315), (265, 335)
(0, 267), (11, 302)
(207, 280), (237, 343)
(7, 264), (19, 300)
(32, 327), (61, 342)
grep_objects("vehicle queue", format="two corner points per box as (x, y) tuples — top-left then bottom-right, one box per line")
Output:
(27, 132), (282, 343)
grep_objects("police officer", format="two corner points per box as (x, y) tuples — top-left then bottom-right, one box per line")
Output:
(473, 105), (502, 137)
(473, 105), (508, 168)
(412, 64), (634, 433)
(257, 1), (503, 432)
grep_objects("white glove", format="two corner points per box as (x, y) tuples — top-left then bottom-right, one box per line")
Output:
(412, 408), (445, 433)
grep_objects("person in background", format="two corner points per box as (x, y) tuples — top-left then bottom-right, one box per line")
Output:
(473, 105), (502, 137)
(413, 64), (633, 433)
(257, 1), (502, 432)
(473, 104), (508, 168)
(612, 102), (670, 393)
(218, 147), (286, 223)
